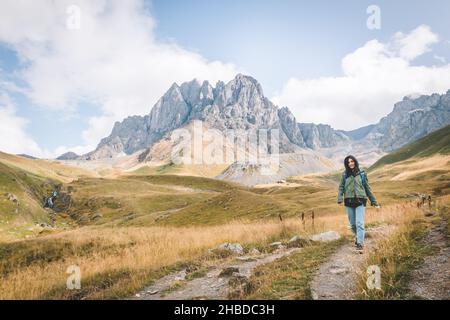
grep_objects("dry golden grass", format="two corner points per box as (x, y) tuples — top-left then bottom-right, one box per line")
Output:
(356, 206), (430, 299)
(371, 154), (450, 181)
(0, 151), (96, 183)
(356, 195), (450, 299)
(0, 220), (298, 299)
(0, 201), (417, 299)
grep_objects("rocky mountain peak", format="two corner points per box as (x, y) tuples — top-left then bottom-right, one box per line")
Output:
(224, 74), (264, 105)
(179, 78), (214, 108)
(165, 82), (184, 100)
(233, 74), (262, 89)
(366, 91), (450, 151)
(81, 74), (450, 161)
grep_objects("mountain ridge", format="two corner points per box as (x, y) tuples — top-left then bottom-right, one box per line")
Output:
(370, 123), (450, 170)
(69, 75), (450, 168)
(79, 74), (348, 160)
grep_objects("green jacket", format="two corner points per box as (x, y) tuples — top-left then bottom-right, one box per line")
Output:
(337, 170), (378, 206)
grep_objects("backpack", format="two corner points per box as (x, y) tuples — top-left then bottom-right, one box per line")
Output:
(344, 170), (367, 188)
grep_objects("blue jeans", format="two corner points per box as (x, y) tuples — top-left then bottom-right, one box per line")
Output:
(345, 205), (366, 245)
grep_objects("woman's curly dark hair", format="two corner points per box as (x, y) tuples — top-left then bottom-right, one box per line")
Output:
(344, 155), (359, 176)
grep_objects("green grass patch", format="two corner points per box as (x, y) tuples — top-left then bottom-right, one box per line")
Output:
(158, 189), (291, 226)
(125, 175), (237, 192)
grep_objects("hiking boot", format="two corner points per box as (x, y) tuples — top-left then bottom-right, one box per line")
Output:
(356, 243), (364, 253)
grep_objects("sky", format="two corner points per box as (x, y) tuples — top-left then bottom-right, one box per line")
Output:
(0, 0), (450, 158)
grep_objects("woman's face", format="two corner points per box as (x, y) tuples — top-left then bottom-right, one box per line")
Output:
(348, 158), (355, 169)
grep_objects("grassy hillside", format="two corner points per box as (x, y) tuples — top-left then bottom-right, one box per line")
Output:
(0, 152), (100, 241)
(128, 162), (228, 178)
(2, 131), (449, 237)
(370, 124), (450, 170)
(0, 152), (96, 183)
(0, 162), (57, 240)
(367, 125), (450, 188)
(63, 168), (449, 228)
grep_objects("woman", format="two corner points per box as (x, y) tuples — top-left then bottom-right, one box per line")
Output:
(337, 155), (380, 252)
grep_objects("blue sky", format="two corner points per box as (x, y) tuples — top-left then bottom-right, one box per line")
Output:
(0, 0), (450, 157)
(151, 0), (450, 94)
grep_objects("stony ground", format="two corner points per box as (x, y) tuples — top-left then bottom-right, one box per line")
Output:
(133, 247), (302, 300)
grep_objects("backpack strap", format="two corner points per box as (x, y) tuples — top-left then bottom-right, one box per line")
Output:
(344, 170), (367, 186)
(360, 170), (367, 187)
(359, 170), (370, 197)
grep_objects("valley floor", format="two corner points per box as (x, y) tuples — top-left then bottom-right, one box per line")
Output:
(0, 151), (449, 300)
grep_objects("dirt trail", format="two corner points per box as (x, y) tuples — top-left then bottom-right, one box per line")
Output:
(133, 248), (302, 300)
(408, 210), (450, 299)
(310, 225), (394, 300)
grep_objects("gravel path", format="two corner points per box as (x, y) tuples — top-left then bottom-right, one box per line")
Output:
(310, 225), (394, 300)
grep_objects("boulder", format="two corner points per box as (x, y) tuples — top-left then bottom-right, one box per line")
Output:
(228, 274), (254, 299)
(217, 243), (244, 255)
(39, 223), (53, 229)
(92, 213), (103, 220)
(174, 270), (187, 281)
(269, 241), (282, 247)
(269, 241), (286, 251)
(78, 215), (90, 224)
(287, 235), (310, 248)
(147, 290), (158, 295)
(310, 231), (340, 242)
(219, 267), (240, 277)
(5, 193), (19, 205)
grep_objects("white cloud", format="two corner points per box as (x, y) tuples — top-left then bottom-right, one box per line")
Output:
(0, 0), (239, 154)
(434, 55), (447, 64)
(0, 93), (47, 157)
(2, 4), (449, 156)
(390, 25), (439, 61)
(272, 25), (450, 130)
